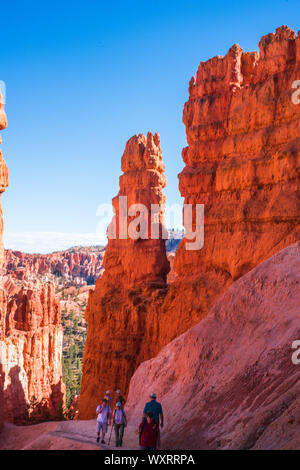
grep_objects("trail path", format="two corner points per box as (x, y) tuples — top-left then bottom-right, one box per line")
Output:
(0, 420), (141, 450)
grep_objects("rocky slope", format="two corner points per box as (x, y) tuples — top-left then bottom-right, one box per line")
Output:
(79, 26), (300, 419)
(126, 242), (300, 450)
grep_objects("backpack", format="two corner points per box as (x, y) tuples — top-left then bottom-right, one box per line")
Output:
(113, 408), (125, 423)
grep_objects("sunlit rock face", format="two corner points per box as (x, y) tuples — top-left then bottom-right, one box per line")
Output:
(80, 26), (300, 419)
(159, 25), (300, 345)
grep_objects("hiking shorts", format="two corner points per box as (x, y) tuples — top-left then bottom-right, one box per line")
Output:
(96, 421), (108, 434)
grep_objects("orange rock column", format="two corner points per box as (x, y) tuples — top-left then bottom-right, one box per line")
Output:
(79, 132), (170, 418)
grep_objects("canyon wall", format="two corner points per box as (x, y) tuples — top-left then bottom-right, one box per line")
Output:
(126, 243), (300, 450)
(79, 26), (300, 419)
(159, 25), (300, 344)
(1, 280), (65, 424)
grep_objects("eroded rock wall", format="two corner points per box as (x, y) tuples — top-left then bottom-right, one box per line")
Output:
(79, 26), (300, 419)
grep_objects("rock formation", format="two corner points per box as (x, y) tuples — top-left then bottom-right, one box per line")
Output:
(0, 96), (65, 428)
(159, 25), (300, 344)
(79, 132), (170, 418)
(79, 26), (300, 419)
(126, 242), (300, 450)
(1, 280), (65, 424)
(5, 246), (105, 286)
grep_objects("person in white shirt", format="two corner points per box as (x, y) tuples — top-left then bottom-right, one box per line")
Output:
(113, 402), (127, 447)
(96, 398), (111, 444)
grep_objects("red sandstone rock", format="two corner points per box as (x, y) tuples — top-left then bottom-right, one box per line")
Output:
(1, 280), (65, 424)
(79, 132), (170, 418)
(159, 25), (300, 345)
(126, 242), (300, 450)
(79, 27), (300, 420)
(66, 395), (80, 420)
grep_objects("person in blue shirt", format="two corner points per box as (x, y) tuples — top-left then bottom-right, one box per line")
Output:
(143, 393), (164, 428)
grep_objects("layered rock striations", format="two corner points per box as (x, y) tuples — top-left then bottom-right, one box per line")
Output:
(80, 26), (300, 419)
(1, 280), (65, 424)
(79, 132), (170, 418)
(159, 25), (300, 343)
(126, 243), (300, 450)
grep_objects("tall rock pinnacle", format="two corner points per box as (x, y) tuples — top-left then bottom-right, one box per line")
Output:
(79, 132), (170, 418)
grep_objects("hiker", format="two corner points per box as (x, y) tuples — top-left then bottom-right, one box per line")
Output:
(104, 390), (112, 406)
(143, 393), (164, 427)
(96, 398), (111, 444)
(139, 411), (160, 450)
(115, 389), (125, 407)
(113, 401), (127, 447)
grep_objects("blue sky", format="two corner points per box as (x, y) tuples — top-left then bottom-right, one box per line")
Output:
(1, 0), (299, 252)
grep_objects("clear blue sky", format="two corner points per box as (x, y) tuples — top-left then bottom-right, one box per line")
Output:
(1, 0), (299, 252)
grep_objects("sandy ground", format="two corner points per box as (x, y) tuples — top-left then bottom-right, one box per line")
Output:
(0, 419), (141, 450)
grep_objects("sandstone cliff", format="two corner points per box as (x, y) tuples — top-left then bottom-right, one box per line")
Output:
(159, 25), (300, 344)
(79, 26), (300, 419)
(126, 242), (300, 450)
(79, 132), (170, 418)
(1, 280), (65, 424)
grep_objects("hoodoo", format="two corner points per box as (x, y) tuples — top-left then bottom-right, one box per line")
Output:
(79, 26), (300, 419)
(79, 132), (170, 418)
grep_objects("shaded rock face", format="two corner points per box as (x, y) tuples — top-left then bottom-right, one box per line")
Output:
(126, 242), (300, 450)
(79, 27), (300, 419)
(1, 280), (65, 424)
(5, 247), (105, 286)
(79, 132), (170, 418)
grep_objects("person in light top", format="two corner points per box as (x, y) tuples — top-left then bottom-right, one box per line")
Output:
(104, 390), (112, 406)
(113, 401), (127, 447)
(96, 398), (111, 444)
